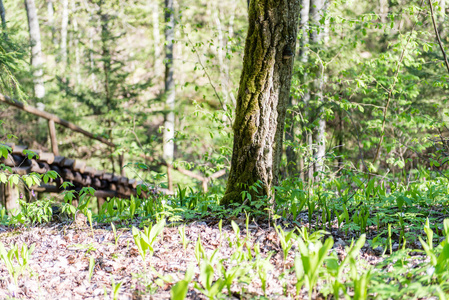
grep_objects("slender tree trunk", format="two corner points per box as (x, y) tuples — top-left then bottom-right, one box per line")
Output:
(71, 0), (81, 87)
(152, 0), (162, 78)
(163, 0), (175, 163)
(47, 0), (57, 45)
(440, 0), (446, 31)
(0, 0), (6, 32)
(25, 0), (45, 100)
(221, 0), (300, 206)
(310, 0), (326, 176)
(61, 0), (69, 70)
(228, 6), (237, 106)
(214, 9), (230, 115)
(100, 4), (111, 107)
(4, 183), (20, 215)
(286, 0), (310, 180)
(379, 0), (388, 23)
(89, 24), (97, 92)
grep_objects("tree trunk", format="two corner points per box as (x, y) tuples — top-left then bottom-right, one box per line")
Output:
(286, 0), (310, 179)
(100, 3), (111, 107)
(214, 7), (235, 116)
(0, 0), (6, 32)
(163, 0), (175, 163)
(61, 0), (69, 69)
(310, 0), (326, 176)
(4, 183), (20, 215)
(47, 0), (57, 46)
(71, 0), (81, 87)
(89, 25), (97, 92)
(221, 0), (300, 206)
(25, 0), (45, 100)
(152, 0), (162, 78)
(379, 0), (388, 23)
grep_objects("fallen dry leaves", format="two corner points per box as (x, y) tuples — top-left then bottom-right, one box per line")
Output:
(0, 216), (425, 300)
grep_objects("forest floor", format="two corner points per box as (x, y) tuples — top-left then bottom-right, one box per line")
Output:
(0, 214), (427, 300)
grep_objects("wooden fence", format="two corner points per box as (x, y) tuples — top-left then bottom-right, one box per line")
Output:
(0, 92), (226, 208)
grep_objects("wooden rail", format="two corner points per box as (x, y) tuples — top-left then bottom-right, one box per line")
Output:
(0, 93), (115, 147)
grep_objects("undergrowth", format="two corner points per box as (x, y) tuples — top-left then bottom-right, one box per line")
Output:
(2, 166), (449, 298)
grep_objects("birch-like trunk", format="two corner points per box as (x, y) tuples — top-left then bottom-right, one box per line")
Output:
(379, 0), (388, 23)
(163, 0), (175, 163)
(221, 0), (300, 206)
(310, 0), (326, 176)
(89, 25), (97, 92)
(440, 0), (446, 24)
(228, 6), (236, 106)
(152, 0), (162, 78)
(71, 0), (81, 86)
(25, 0), (45, 100)
(214, 9), (230, 113)
(61, 0), (69, 70)
(47, 0), (57, 46)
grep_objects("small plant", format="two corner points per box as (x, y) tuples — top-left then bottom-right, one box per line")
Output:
(110, 278), (123, 300)
(15, 198), (53, 224)
(111, 222), (122, 246)
(326, 234), (366, 299)
(171, 265), (194, 300)
(295, 236), (334, 299)
(253, 242), (273, 296)
(218, 219), (223, 244)
(178, 225), (189, 254)
(194, 235), (206, 264)
(0, 242), (35, 285)
(275, 225), (296, 264)
(419, 218), (449, 283)
(68, 243), (97, 256)
(195, 260), (225, 299)
(88, 256), (95, 282)
(132, 218), (166, 268)
(86, 209), (94, 237)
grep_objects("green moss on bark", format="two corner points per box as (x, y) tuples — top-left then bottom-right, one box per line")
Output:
(221, 0), (300, 207)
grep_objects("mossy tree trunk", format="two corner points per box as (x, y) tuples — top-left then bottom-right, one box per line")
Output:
(221, 0), (300, 206)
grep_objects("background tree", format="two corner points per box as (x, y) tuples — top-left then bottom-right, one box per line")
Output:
(163, 0), (176, 165)
(24, 0), (45, 100)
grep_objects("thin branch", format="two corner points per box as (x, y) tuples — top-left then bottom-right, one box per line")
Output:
(372, 0), (426, 164)
(428, 0), (449, 74)
(183, 32), (232, 123)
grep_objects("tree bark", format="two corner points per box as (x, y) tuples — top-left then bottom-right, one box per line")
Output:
(25, 0), (45, 100)
(4, 183), (20, 215)
(71, 0), (81, 86)
(221, 0), (300, 206)
(61, 0), (69, 69)
(310, 0), (326, 176)
(163, 0), (175, 163)
(47, 0), (57, 46)
(0, 0), (6, 32)
(152, 0), (162, 78)
(286, 0), (310, 179)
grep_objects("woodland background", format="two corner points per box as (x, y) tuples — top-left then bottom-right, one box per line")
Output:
(1, 0), (447, 188)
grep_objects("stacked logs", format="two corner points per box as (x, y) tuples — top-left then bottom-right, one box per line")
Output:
(1, 144), (142, 199)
